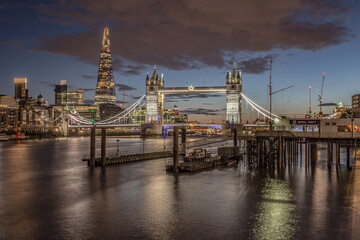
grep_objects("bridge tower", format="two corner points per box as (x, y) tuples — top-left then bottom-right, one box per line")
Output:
(226, 62), (242, 124)
(145, 65), (164, 123)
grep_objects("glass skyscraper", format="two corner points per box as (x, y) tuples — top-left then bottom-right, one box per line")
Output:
(94, 27), (116, 105)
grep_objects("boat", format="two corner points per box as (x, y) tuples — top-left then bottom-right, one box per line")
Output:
(0, 134), (10, 141)
(166, 148), (222, 173)
(183, 148), (210, 162)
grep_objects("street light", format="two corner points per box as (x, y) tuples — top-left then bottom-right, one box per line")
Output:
(116, 139), (120, 155)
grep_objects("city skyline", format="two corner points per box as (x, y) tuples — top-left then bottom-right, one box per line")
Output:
(1, 0), (360, 122)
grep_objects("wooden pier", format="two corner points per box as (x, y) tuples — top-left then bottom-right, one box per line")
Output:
(239, 130), (358, 170)
(83, 151), (173, 166)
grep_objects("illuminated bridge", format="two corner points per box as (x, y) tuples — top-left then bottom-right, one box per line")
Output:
(67, 64), (282, 133)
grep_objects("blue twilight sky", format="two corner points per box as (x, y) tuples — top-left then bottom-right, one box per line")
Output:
(0, 0), (359, 123)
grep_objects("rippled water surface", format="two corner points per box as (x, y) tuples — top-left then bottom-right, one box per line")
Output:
(0, 137), (359, 239)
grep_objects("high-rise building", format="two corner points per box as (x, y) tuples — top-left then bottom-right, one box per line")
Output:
(94, 27), (116, 105)
(54, 80), (67, 105)
(67, 89), (84, 105)
(14, 77), (28, 100)
(54, 80), (84, 105)
(0, 95), (18, 131)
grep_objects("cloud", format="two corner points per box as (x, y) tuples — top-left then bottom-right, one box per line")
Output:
(38, 81), (57, 87)
(79, 88), (95, 92)
(115, 100), (128, 104)
(84, 99), (94, 104)
(115, 83), (136, 91)
(182, 107), (225, 116)
(0, 39), (36, 48)
(131, 95), (144, 100)
(81, 75), (95, 80)
(237, 55), (277, 74)
(35, 0), (351, 74)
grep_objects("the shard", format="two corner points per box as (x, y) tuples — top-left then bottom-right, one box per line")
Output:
(94, 27), (116, 105)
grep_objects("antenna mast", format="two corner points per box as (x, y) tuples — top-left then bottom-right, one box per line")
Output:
(269, 57), (273, 131)
(309, 86), (312, 117)
(318, 73), (326, 115)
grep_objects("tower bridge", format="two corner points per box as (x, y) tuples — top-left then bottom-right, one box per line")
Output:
(145, 63), (242, 124)
(67, 63), (281, 133)
(65, 27), (281, 134)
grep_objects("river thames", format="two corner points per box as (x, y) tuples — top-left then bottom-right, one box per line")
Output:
(0, 137), (359, 239)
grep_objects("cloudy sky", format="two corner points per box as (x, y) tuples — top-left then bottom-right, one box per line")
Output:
(0, 0), (359, 122)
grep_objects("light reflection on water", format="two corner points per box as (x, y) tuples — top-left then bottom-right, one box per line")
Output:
(0, 138), (359, 239)
(251, 177), (297, 240)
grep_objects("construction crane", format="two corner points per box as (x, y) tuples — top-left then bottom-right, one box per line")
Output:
(318, 73), (326, 115)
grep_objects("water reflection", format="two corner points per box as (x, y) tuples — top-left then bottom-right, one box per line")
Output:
(251, 174), (297, 240)
(0, 138), (359, 239)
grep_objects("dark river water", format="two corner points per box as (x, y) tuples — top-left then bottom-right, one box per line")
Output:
(0, 137), (359, 239)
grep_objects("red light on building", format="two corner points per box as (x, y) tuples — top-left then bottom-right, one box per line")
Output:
(309, 86), (311, 89)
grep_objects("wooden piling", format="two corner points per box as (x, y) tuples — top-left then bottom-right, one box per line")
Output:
(305, 140), (309, 167)
(101, 128), (106, 167)
(300, 139), (303, 164)
(310, 142), (318, 165)
(327, 142), (331, 168)
(233, 129), (238, 147)
(346, 146), (350, 170)
(336, 140), (340, 167)
(257, 139), (260, 167)
(173, 127), (179, 172)
(90, 127), (96, 167)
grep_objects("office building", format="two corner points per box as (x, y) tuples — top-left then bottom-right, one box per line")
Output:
(0, 95), (18, 132)
(14, 77), (28, 100)
(55, 80), (67, 105)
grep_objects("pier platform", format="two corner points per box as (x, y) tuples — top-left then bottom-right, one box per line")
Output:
(83, 151), (173, 166)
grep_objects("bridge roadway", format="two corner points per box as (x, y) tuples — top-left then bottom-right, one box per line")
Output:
(68, 123), (223, 128)
(158, 86), (226, 94)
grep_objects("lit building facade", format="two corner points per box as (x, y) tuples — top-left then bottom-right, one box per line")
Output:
(94, 27), (116, 105)
(352, 94), (360, 118)
(54, 80), (84, 105)
(14, 77), (28, 100)
(67, 90), (84, 105)
(19, 94), (53, 132)
(131, 108), (146, 124)
(0, 95), (18, 132)
(55, 80), (67, 105)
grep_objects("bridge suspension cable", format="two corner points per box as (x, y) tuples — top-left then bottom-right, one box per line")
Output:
(68, 95), (146, 126)
(241, 93), (280, 120)
(97, 95), (146, 124)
